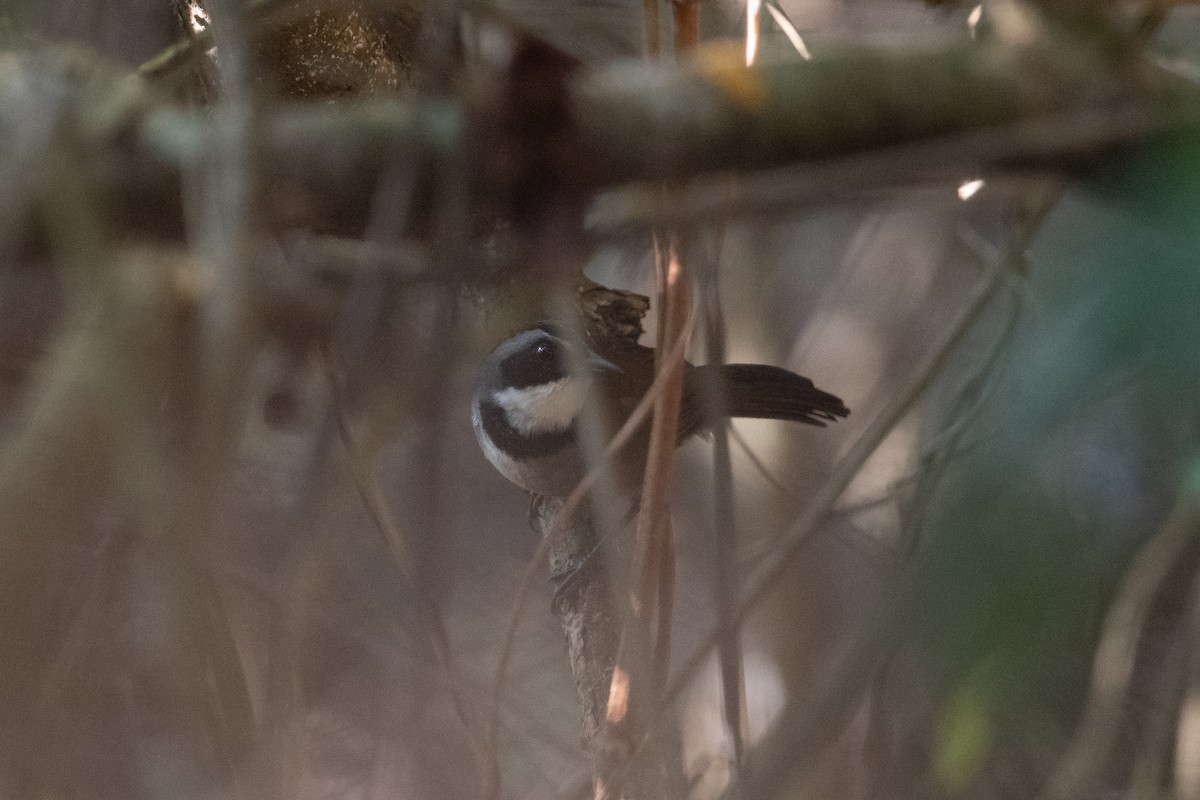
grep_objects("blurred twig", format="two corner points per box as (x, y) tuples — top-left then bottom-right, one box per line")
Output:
(213, 555), (587, 763)
(643, 0), (659, 56)
(550, 154), (1064, 800)
(1126, 608), (1191, 800)
(672, 0), (698, 52)
(696, 227), (749, 773)
(709, 241), (1015, 798)
(1174, 553), (1200, 800)
(585, 104), (1167, 234)
(325, 355), (487, 773)
(138, 0), (301, 81)
(1041, 494), (1200, 800)
(597, 238), (690, 800)
(727, 186), (1063, 799)
(858, 205), (1051, 799)
(721, 241), (1016, 800)
(23, 37), (1189, 249)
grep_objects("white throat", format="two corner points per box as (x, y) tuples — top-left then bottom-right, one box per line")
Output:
(492, 378), (586, 435)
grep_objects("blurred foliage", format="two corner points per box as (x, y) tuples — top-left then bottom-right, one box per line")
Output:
(2, 1), (1200, 799)
(934, 652), (1002, 790)
(908, 129), (1200, 789)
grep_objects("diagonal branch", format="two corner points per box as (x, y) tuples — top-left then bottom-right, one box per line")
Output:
(14, 35), (1192, 250)
(1040, 493), (1200, 800)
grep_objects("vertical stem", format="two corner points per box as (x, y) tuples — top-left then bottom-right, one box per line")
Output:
(1174, 559), (1200, 800)
(492, 290), (651, 800)
(672, 0), (699, 52)
(699, 229), (748, 773)
(1041, 499), (1200, 800)
(542, 498), (622, 749)
(598, 239), (690, 800)
(643, 0), (660, 56)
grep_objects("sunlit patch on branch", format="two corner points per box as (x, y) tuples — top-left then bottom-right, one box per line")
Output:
(3, 6), (1199, 800)
(958, 178), (985, 200)
(186, 1), (209, 34)
(765, 2), (811, 60)
(606, 666), (631, 725)
(745, 0), (761, 66)
(1178, 693), (1200, 796)
(968, 4), (983, 39)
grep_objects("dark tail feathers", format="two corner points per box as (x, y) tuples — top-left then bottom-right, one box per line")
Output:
(687, 364), (849, 429)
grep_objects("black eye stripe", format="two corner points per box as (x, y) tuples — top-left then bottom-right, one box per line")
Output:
(500, 335), (566, 389)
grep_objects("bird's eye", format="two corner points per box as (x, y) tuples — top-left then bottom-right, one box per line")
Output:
(535, 342), (555, 361)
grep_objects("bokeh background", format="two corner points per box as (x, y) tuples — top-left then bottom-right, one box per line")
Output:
(1, 1), (1199, 799)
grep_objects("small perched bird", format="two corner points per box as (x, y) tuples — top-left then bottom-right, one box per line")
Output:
(472, 323), (849, 497)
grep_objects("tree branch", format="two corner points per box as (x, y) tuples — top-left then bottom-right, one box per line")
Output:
(10, 37), (1193, 249)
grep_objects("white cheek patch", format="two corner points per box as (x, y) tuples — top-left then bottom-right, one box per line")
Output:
(492, 378), (586, 435)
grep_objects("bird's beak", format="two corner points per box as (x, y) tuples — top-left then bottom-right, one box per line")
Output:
(586, 351), (622, 375)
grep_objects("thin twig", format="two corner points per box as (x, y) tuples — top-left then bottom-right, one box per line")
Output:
(578, 223), (1000, 800)
(138, 0), (300, 81)
(1041, 496), (1200, 800)
(713, 185), (1063, 798)
(324, 356), (488, 776)
(659, 233), (1013, 799)
(549, 168), (1057, 800)
(596, 238), (691, 800)
(672, 0), (698, 52)
(213, 555), (587, 764)
(697, 227), (748, 772)
(1173, 548), (1200, 800)
(1126, 604), (1191, 800)
(643, 0), (660, 56)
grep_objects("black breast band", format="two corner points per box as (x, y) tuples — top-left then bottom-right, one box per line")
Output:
(479, 401), (575, 459)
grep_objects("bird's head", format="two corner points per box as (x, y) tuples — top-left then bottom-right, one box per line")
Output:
(473, 323), (618, 438)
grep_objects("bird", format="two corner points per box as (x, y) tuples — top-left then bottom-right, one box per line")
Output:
(471, 322), (849, 498)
